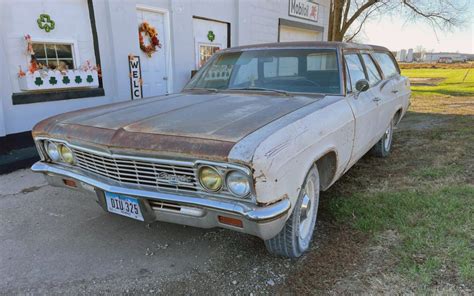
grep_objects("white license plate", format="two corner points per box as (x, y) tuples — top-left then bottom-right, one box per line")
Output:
(105, 192), (144, 221)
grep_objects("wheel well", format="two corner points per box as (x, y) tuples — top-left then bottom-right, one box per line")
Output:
(315, 151), (337, 191)
(394, 108), (403, 125)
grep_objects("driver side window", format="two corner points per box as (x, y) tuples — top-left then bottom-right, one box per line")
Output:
(344, 54), (367, 88)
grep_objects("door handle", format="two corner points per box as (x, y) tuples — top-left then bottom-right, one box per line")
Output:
(163, 77), (168, 81)
(373, 97), (381, 102)
(391, 90), (399, 94)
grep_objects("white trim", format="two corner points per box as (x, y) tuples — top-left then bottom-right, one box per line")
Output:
(136, 4), (173, 94)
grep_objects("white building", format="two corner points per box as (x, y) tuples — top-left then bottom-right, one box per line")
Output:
(421, 52), (467, 63)
(0, 0), (330, 145)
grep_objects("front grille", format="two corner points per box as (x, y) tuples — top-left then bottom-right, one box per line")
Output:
(73, 148), (198, 193)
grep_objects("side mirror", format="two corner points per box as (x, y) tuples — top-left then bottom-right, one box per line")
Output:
(355, 79), (370, 92)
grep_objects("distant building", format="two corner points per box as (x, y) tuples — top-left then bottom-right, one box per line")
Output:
(406, 48), (414, 63)
(396, 49), (407, 62)
(421, 52), (467, 63)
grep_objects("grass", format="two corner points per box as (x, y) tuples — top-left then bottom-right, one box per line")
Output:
(323, 67), (474, 291)
(401, 68), (474, 97)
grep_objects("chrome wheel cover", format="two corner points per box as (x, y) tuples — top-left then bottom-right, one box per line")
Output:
(298, 177), (318, 248)
(383, 123), (393, 151)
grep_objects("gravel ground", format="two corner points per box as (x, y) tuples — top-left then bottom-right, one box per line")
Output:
(0, 169), (303, 295)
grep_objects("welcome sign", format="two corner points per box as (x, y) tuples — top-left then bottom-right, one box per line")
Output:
(289, 0), (319, 22)
(128, 56), (143, 100)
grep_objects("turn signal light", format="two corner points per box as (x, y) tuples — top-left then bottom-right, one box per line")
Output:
(218, 216), (243, 228)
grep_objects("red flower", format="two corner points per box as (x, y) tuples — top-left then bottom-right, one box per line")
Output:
(151, 36), (159, 46)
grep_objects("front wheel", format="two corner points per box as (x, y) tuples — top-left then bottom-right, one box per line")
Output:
(264, 166), (320, 258)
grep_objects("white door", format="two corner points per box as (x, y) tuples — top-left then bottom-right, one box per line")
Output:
(136, 8), (168, 98)
(279, 25), (322, 42)
(344, 53), (380, 166)
(193, 18), (228, 69)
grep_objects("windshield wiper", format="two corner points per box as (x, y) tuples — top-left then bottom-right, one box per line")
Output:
(188, 87), (219, 93)
(228, 87), (292, 97)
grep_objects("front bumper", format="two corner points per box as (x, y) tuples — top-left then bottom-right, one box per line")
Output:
(31, 161), (291, 240)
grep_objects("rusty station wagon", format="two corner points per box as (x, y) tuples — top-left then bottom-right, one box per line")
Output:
(32, 42), (410, 257)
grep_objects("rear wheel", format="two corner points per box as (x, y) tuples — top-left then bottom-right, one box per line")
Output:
(371, 117), (394, 158)
(264, 166), (320, 258)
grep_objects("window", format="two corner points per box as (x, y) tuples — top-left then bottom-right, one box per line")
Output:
(345, 54), (366, 85)
(307, 52), (337, 71)
(362, 54), (381, 85)
(186, 49), (341, 94)
(198, 44), (221, 68)
(373, 52), (399, 78)
(32, 43), (75, 69)
(263, 57), (298, 77)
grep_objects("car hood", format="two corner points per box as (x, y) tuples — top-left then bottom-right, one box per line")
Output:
(33, 92), (318, 160)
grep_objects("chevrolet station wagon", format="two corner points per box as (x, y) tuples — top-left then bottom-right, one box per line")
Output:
(32, 42), (410, 258)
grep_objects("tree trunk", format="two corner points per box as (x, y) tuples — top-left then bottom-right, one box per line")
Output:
(328, 0), (345, 41)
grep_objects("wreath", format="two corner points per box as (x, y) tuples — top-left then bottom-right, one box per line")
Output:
(138, 22), (161, 57)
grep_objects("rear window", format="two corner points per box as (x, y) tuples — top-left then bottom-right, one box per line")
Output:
(373, 52), (399, 78)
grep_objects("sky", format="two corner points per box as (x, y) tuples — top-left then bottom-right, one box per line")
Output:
(360, 9), (474, 54)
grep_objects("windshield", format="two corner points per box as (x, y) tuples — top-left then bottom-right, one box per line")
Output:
(185, 49), (341, 95)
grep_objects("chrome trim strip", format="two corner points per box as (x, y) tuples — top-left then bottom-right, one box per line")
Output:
(31, 161), (290, 222)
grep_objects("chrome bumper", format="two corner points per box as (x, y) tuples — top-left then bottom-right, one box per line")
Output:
(31, 161), (291, 240)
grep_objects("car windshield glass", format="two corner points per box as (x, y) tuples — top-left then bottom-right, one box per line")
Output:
(185, 49), (341, 94)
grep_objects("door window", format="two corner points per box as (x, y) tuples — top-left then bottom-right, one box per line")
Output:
(345, 54), (366, 86)
(362, 54), (381, 85)
(373, 52), (399, 78)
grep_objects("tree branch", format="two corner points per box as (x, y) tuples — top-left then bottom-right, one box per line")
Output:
(341, 0), (379, 35)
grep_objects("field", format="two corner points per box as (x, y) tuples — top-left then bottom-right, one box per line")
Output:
(281, 67), (474, 293)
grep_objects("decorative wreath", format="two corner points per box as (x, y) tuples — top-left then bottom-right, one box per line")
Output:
(138, 22), (161, 57)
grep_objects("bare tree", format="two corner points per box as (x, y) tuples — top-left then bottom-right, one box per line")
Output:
(327, 0), (469, 42)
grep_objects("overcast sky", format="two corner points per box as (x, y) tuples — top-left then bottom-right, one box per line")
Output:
(361, 12), (474, 54)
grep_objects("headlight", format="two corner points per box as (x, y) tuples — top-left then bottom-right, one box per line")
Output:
(59, 144), (75, 164)
(198, 166), (223, 191)
(226, 170), (251, 197)
(44, 141), (61, 162)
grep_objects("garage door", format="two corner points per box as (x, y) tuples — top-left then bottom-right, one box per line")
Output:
(279, 25), (322, 42)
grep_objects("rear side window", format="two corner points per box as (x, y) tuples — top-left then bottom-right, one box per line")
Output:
(373, 52), (399, 78)
(345, 54), (366, 86)
(362, 54), (381, 85)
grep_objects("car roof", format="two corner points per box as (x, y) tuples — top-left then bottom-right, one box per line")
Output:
(221, 41), (390, 53)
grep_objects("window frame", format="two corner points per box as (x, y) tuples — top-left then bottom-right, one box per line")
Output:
(186, 47), (345, 96)
(30, 38), (80, 69)
(343, 52), (368, 91)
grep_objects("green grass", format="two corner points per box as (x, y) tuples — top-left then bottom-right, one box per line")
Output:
(329, 186), (474, 285)
(401, 68), (474, 97)
(325, 67), (474, 290)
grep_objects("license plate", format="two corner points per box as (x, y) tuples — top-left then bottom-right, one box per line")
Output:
(105, 192), (144, 221)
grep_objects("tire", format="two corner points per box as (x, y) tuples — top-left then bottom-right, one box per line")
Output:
(371, 117), (394, 158)
(264, 165), (320, 258)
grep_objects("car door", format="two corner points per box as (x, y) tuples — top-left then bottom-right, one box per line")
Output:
(344, 52), (381, 166)
(360, 53), (387, 138)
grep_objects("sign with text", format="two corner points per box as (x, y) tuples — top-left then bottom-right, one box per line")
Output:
(289, 0), (319, 22)
(129, 56), (143, 100)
